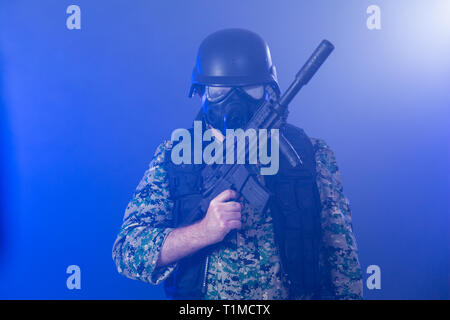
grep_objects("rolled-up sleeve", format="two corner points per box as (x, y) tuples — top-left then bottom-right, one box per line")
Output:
(112, 141), (177, 285)
(312, 138), (363, 299)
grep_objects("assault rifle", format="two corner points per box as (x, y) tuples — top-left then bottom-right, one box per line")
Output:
(188, 40), (334, 223)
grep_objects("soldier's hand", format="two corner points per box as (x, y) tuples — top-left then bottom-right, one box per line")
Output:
(199, 189), (242, 246)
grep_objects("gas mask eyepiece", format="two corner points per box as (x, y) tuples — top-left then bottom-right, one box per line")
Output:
(201, 85), (267, 135)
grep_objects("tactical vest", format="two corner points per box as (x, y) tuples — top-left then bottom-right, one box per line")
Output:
(163, 123), (327, 299)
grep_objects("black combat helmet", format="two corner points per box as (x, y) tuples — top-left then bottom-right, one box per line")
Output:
(188, 28), (280, 97)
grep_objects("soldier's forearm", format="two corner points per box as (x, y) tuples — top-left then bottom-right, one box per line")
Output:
(156, 221), (209, 267)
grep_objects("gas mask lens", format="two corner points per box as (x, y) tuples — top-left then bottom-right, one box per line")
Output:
(205, 85), (265, 102)
(201, 84), (268, 134)
(206, 86), (232, 102)
(242, 85), (265, 100)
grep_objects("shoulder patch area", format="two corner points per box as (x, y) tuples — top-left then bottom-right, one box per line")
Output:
(310, 137), (330, 152)
(150, 140), (173, 168)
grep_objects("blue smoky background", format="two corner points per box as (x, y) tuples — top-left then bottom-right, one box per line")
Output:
(0, 0), (448, 299)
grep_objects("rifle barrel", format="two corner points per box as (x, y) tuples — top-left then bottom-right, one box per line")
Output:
(279, 40), (334, 108)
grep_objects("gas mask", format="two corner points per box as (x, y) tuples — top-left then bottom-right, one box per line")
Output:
(201, 85), (267, 135)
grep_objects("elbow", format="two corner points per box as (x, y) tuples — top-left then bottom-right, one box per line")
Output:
(112, 237), (127, 277)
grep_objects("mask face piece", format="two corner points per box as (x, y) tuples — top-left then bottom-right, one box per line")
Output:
(202, 86), (266, 135)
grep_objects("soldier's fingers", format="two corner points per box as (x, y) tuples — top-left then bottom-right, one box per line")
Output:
(226, 220), (242, 230)
(221, 211), (241, 221)
(214, 189), (239, 203)
(221, 201), (242, 211)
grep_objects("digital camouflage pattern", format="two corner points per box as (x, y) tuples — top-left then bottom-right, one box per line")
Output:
(312, 138), (363, 299)
(112, 137), (363, 299)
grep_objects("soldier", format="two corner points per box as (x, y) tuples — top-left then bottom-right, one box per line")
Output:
(112, 29), (363, 300)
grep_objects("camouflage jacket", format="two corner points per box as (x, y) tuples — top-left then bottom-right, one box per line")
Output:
(112, 137), (363, 299)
